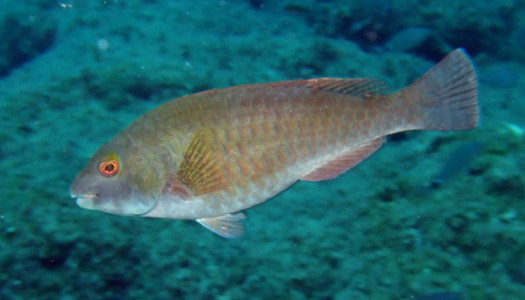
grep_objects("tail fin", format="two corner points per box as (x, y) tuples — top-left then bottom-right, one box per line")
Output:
(405, 48), (479, 130)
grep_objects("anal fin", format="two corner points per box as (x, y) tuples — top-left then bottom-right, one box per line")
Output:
(300, 137), (385, 181)
(196, 212), (247, 238)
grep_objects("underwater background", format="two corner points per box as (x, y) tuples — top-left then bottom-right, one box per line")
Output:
(0, 0), (524, 299)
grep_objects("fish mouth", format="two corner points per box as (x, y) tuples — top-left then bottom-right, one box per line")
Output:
(71, 194), (98, 210)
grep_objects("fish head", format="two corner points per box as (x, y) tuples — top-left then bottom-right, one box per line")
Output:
(70, 140), (166, 216)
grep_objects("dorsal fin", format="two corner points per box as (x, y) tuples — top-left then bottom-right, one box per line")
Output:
(175, 128), (226, 196)
(300, 137), (385, 181)
(306, 78), (389, 95)
(268, 78), (389, 96)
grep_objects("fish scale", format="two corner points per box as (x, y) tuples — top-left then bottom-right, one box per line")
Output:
(71, 49), (479, 238)
(152, 87), (392, 213)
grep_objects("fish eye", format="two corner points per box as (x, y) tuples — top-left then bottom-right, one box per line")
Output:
(98, 159), (119, 177)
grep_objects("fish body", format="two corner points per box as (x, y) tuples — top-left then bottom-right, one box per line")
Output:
(71, 49), (478, 237)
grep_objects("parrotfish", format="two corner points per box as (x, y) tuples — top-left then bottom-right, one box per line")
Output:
(71, 49), (478, 238)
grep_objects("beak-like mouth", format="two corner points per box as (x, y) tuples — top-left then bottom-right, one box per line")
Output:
(71, 194), (97, 210)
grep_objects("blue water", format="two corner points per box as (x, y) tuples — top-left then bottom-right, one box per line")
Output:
(0, 1), (524, 299)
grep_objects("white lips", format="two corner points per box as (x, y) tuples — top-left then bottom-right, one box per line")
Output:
(72, 194), (97, 210)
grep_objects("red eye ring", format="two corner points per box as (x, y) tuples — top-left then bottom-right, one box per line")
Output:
(98, 160), (119, 177)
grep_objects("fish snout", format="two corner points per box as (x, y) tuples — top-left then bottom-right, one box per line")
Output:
(72, 194), (98, 210)
(70, 173), (99, 209)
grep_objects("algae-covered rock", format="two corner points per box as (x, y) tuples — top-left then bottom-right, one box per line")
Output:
(0, 12), (56, 77)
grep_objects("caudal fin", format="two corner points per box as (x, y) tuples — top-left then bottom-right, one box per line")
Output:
(407, 48), (479, 130)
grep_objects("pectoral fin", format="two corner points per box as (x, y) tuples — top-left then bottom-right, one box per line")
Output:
(196, 212), (247, 238)
(175, 128), (226, 196)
